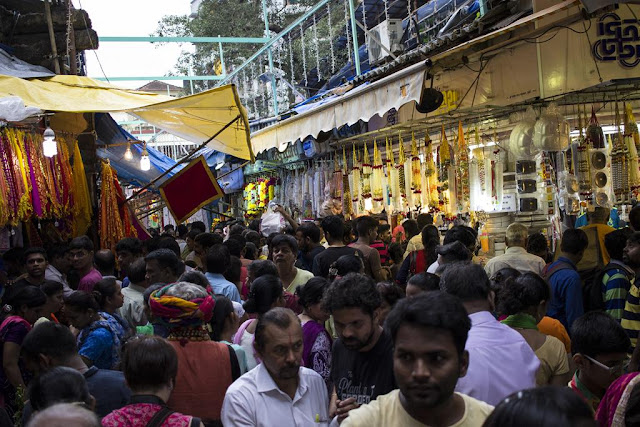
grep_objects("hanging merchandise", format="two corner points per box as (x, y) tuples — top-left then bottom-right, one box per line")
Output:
(509, 107), (539, 159)
(424, 133), (438, 210)
(587, 106), (606, 149)
(332, 152), (343, 205)
(612, 102), (630, 205)
(438, 125), (452, 215)
(351, 145), (361, 215)
(342, 147), (353, 218)
(490, 147), (505, 212)
(624, 103), (640, 200)
(372, 140), (385, 213)
(533, 104), (570, 152)
(575, 106), (592, 198)
(361, 143), (372, 204)
(410, 132), (421, 208)
(457, 122), (470, 213)
(397, 134), (407, 210)
(71, 140), (93, 237)
(385, 138), (394, 208)
(99, 161), (134, 251)
(386, 137), (400, 212)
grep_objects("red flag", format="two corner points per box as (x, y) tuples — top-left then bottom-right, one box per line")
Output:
(159, 155), (224, 223)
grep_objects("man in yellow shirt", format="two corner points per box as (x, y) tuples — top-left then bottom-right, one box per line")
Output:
(341, 292), (493, 427)
(577, 207), (616, 270)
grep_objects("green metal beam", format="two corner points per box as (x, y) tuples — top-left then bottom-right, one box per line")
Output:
(219, 0), (332, 86)
(348, 0), (361, 76)
(98, 36), (269, 44)
(93, 75), (226, 81)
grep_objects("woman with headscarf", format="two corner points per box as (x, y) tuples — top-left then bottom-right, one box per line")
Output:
(149, 282), (240, 426)
(596, 372), (640, 426)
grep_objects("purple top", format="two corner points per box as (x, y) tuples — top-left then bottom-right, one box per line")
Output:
(0, 316), (31, 411)
(455, 311), (540, 406)
(78, 268), (103, 293)
(302, 320), (332, 394)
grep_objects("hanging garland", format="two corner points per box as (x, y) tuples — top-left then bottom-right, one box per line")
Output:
(397, 134), (407, 208)
(410, 132), (421, 201)
(624, 103), (640, 198)
(372, 140), (385, 204)
(351, 144), (361, 214)
(342, 147), (353, 218)
(71, 140), (93, 237)
(361, 142), (372, 201)
(457, 121), (470, 212)
(424, 132), (438, 210)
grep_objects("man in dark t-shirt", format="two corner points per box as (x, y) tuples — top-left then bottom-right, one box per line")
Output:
(295, 222), (326, 272)
(323, 273), (396, 424)
(313, 216), (363, 278)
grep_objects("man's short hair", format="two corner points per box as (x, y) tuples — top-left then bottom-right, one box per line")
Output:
(41, 280), (64, 297)
(377, 224), (391, 235)
(69, 236), (94, 252)
(24, 247), (47, 261)
(190, 221), (206, 233)
(47, 244), (69, 262)
(416, 213), (433, 230)
(443, 226), (477, 250)
(254, 307), (299, 350)
(176, 224), (188, 238)
(122, 336), (178, 393)
(605, 229), (632, 262)
(505, 223), (528, 246)
(526, 232), (548, 255)
(321, 215), (345, 241)
(243, 230), (262, 247)
(560, 229), (589, 255)
(115, 237), (142, 255)
(21, 322), (77, 362)
(271, 234), (298, 254)
(297, 222), (321, 244)
(145, 249), (184, 277)
(223, 237), (245, 257)
(187, 229), (200, 241)
(571, 312), (630, 357)
(206, 244), (231, 274)
(194, 232), (222, 250)
(440, 262), (490, 303)
(437, 241), (472, 263)
(94, 250), (115, 272)
(385, 291), (470, 356)
(323, 273), (381, 316)
(128, 258), (147, 284)
(407, 272), (440, 292)
(355, 216), (379, 238)
(247, 260), (278, 278)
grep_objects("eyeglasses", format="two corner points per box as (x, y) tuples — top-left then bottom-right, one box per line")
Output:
(583, 354), (629, 375)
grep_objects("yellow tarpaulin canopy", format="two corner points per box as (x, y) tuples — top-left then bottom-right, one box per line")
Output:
(0, 74), (253, 160)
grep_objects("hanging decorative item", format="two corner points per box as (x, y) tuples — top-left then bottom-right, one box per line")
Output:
(424, 133), (438, 210)
(457, 122), (470, 212)
(509, 107), (539, 159)
(533, 103), (570, 152)
(438, 125), (452, 215)
(361, 142), (372, 202)
(624, 103), (640, 198)
(372, 140), (385, 213)
(611, 102), (630, 205)
(410, 132), (422, 206)
(385, 137), (394, 203)
(350, 144), (361, 215)
(99, 161), (134, 251)
(397, 134), (407, 209)
(332, 151), (343, 205)
(576, 106), (592, 197)
(587, 106), (605, 150)
(342, 147), (353, 218)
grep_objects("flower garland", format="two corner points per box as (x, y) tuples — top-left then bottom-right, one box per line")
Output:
(397, 134), (407, 209)
(361, 142), (372, 200)
(342, 147), (353, 218)
(350, 144), (361, 215)
(71, 140), (93, 236)
(410, 132), (421, 208)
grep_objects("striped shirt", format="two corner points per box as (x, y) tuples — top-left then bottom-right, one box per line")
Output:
(622, 283), (640, 351)
(602, 263), (634, 322)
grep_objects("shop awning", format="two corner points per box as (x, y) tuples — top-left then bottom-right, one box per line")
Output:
(0, 74), (253, 160)
(250, 63), (426, 154)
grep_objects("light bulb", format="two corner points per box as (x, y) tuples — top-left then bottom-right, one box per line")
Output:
(124, 143), (133, 161)
(42, 127), (58, 157)
(140, 146), (150, 171)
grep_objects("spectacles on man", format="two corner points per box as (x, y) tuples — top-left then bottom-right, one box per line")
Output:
(583, 354), (628, 375)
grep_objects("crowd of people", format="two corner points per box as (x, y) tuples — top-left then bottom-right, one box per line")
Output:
(3, 206), (640, 426)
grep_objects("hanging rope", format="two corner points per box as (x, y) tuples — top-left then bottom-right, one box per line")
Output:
(313, 14), (321, 82)
(344, 0), (352, 64)
(300, 24), (308, 88)
(327, 2), (336, 74)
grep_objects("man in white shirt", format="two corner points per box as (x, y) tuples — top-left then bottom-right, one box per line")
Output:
(484, 223), (546, 277)
(222, 308), (329, 426)
(44, 245), (73, 297)
(119, 258), (150, 327)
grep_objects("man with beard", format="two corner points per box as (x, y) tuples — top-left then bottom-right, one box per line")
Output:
(12, 247), (48, 288)
(323, 273), (396, 423)
(221, 308), (329, 425)
(621, 232), (640, 351)
(342, 292), (494, 426)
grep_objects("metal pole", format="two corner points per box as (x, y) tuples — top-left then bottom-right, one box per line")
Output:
(44, 0), (61, 74)
(348, 0), (361, 76)
(262, 0), (279, 116)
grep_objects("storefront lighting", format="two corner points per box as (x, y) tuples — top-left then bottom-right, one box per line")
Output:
(42, 127), (58, 157)
(140, 144), (150, 171)
(124, 142), (133, 161)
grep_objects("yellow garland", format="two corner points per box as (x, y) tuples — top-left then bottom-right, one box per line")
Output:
(385, 137), (394, 199)
(362, 142), (372, 199)
(72, 140), (93, 237)
(625, 103), (640, 190)
(342, 147), (353, 218)
(99, 162), (125, 251)
(411, 132), (421, 195)
(397, 134), (407, 202)
(457, 121), (470, 211)
(351, 144), (361, 209)
(8, 129), (33, 222)
(372, 140), (384, 203)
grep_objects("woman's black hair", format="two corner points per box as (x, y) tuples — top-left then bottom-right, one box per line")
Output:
(28, 366), (92, 411)
(407, 273), (440, 292)
(387, 242), (404, 264)
(243, 274), (283, 316)
(498, 273), (550, 316)
(421, 225), (440, 267)
(122, 335), (178, 393)
(65, 291), (100, 313)
(210, 295), (234, 341)
(329, 254), (363, 281)
(403, 220), (420, 240)
(296, 277), (330, 309)
(244, 242), (258, 261)
(377, 282), (405, 308)
(2, 285), (47, 317)
(483, 386), (595, 427)
(91, 278), (119, 310)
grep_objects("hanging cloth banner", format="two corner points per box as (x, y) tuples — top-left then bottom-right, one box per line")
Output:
(159, 155), (225, 223)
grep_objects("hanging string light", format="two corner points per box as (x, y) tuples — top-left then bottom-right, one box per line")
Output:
(326, 2), (336, 74)
(300, 24), (308, 90)
(42, 126), (58, 158)
(313, 14), (321, 82)
(288, 37), (296, 101)
(140, 142), (150, 171)
(343, 0), (352, 63)
(124, 142), (133, 161)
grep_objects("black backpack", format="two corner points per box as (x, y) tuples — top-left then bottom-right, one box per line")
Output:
(542, 261), (607, 313)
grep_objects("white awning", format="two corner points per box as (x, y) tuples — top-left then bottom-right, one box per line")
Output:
(250, 61), (427, 154)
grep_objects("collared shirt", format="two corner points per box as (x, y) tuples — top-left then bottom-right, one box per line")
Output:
(569, 371), (600, 412)
(484, 246), (546, 277)
(546, 257), (584, 331)
(221, 364), (329, 427)
(44, 264), (73, 297)
(602, 260), (635, 322)
(205, 272), (241, 303)
(120, 283), (147, 327)
(455, 311), (540, 406)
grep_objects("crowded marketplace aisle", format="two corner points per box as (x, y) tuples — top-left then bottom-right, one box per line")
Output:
(4, 0), (640, 426)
